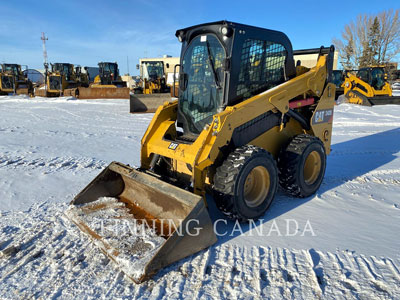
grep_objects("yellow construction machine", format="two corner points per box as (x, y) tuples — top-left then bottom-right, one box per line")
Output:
(135, 60), (170, 94)
(343, 66), (400, 105)
(68, 21), (336, 283)
(130, 60), (173, 112)
(65, 62), (130, 99)
(35, 63), (86, 97)
(0, 64), (33, 95)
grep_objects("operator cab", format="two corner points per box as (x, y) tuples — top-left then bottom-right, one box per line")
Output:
(2, 64), (21, 76)
(52, 63), (74, 80)
(142, 61), (165, 81)
(175, 21), (296, 136)
(357, 67), (386, 90)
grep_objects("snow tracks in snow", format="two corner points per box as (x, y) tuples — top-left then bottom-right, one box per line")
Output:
(0, 203), (399, 299)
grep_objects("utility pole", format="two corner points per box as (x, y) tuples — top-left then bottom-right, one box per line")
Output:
(127, 55), (130, 76)
(41, 32), (48, 92)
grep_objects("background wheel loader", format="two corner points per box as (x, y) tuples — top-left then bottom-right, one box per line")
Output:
(343, 66), (400, 106)
(68, 21), (336, 283)
(65, 62), (130, 99)
(35, 63), (87, 97)
(0, 64), (33, 96)
(130, 60), (173, 113)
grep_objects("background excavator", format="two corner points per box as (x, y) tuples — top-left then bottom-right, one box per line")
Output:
(65, 62), (130, 99)
(130, 60), (173, 112)
(68, 21), (336, 283)
(343, 66), (400, 105)
(35, 63), (88, 97)
(0, 64), (33, 95)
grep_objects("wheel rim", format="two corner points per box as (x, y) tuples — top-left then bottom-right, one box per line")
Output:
(243, 166), (270, 207)
(303, 150), (322, 185)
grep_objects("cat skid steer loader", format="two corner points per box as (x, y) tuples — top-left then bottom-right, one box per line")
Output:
(343, 66), (400, 106)
(68, 21), (336, 283)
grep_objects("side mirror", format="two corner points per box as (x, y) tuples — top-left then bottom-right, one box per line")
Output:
(166, 63), (170, 68)
(136, 64), (139, 70)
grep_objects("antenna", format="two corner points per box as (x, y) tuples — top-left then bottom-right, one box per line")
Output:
(127, 55), (130, 76)
(41, 32), (48, 68)
(41, 32), (49, 92)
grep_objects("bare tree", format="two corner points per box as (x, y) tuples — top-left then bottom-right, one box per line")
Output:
(333, 9), (400, 69)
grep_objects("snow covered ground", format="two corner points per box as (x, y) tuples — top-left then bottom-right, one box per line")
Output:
(0, 95), (399, 299)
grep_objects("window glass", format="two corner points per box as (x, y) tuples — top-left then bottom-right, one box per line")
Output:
(179, 34), (225, 134)
(357, 70), (369, 83)
(370, 68), (385, 90)
(236, 39), (286, 100)
(143, 62), (164, 79)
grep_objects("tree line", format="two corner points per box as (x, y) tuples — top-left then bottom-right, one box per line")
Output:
(333, 9), (400, 70)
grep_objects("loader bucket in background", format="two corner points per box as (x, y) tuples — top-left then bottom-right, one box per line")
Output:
(34, 87), (47, 97)
(130, 93), (172, 113)
(16, 88), (29, 95)
(367, 96), (400, 106)
(67, 162), (217, 283)
(73, 87), (130, 99)
(63, 88), (78, 97)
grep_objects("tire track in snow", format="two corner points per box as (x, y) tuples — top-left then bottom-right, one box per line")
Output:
(330, 149), (400, 156)
(0, 203), (399, 299)
(323, 169), (400, 187)
(0, 154), (107, 173)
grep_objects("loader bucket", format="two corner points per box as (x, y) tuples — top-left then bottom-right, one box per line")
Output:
(72, 87), (130, 99)
(67, 162), (217, 283)
(130, 93), (172, 113)
(16, 88), (29, 95)
(34, 87), (47, 97)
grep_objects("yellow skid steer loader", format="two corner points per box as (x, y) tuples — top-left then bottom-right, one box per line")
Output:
(68, 21), (336, 283)
(343, 66), (400, 106)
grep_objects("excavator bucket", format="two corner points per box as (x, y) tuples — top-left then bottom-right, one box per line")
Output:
(67, 162), (217, 283)
(64, 87), (130, 99)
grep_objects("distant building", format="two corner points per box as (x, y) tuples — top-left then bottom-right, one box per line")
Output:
(23, 69), (45, 84)
(294, 51), (339, 69)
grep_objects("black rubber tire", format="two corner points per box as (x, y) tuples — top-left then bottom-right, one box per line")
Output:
(278, 134), (326, 198)
(213, 145), (278, 221)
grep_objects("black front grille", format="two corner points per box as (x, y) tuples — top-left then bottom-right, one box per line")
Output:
(1, 76), (14, 90)
(49, 76), (61, 90)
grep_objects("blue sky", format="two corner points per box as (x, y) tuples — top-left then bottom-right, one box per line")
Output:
(0, 0), (398, 75)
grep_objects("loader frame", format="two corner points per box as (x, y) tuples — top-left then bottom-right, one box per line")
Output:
(141, 48), (335, 199)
